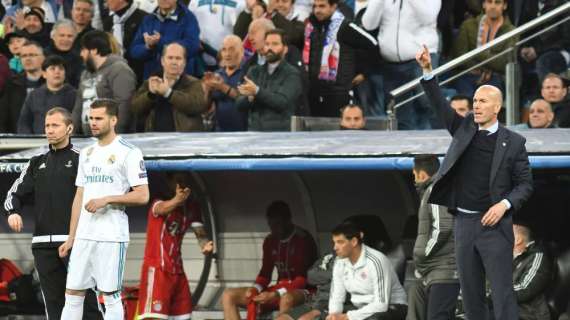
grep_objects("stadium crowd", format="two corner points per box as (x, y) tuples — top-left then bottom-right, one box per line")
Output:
(0, 0), (568, 132)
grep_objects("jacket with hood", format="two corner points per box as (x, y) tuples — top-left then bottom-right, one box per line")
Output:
(361, 0), (440, 62)
(72, 54), (136, 135)
(18, 83), (76, 134)
(129, 2), (200, 79)
(412, 177), (458, 286)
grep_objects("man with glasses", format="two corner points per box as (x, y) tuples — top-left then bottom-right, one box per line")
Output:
(0, 40), (45, 133)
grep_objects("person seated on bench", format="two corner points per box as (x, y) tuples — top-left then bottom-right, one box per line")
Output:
(222, 201), (318, 319)
(513, 222), (552, 320)
(328, 222), (407, 320)
(340, 104), (366, 130)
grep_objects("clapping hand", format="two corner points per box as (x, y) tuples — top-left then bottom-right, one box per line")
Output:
(237, 76), (258, 97)
(143, 31), (161, 48)
(148, 76), (171, 96)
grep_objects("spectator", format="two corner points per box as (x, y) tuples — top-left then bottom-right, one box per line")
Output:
(3, 0), (59, 24)
(513, 223), (553, 320)
(72, 30), (136, 134)
(4, 30), (27, 73)
(130, 0), (200, 79)
(450, 94), (472, 117)
(541, 73), (570, 127)
(71, 0), (95, 50)
(0, 40), (45, 133)
(222, 201), (318, 320)
(131, 42), (208, 132)
(328, 222), (408, 320)
(234, 0), (304, 51)
(0, 53), (9, 93)
(18, 55), (76, 133)
(339, 104), (366, 130)
(102, 0), (147, 84)
(407, 154), (459, 320)
(362, 0), (440, 130)
(46, 19), (83, 87)
(20, 7), (52, 47)
(188, 0), (245, 64)
(513, 99), (556, 129)
(236, 29), (302, 131)
(517, 0), (570, 82)
(203, 35), (248, 131)
(451, 0), (517, 98)
(305, 0), (378, 117)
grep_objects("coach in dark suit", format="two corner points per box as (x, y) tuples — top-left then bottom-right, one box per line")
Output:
(416, 46), (533, 320)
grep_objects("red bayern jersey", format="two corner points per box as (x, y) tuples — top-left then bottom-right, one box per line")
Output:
(255, 226), (318, 292)
(143, 199), (203, 274)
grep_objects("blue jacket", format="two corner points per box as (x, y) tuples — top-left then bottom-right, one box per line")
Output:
(129, 2), (200, 79)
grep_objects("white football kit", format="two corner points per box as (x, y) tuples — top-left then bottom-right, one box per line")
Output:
(66, 136), (148, 292)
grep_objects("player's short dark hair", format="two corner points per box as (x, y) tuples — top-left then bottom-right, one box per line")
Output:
(340, 104), (364, 117)
(332, 222), (362, 244)
(42, 55), (66, 72)
(450, 94), (472, 110)
(266, 201), (292, 221)
(413, 154), (440, 177)
(90, 98), (119, 117)
(265, 29), (288, 46)
(46, 107), (73, 126)
(80, 30), (112, 56)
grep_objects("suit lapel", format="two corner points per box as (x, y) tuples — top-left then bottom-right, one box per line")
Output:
(490, 126), (509, 186)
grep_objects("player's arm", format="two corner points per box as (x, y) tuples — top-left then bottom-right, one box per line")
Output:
(192, 223), (214, 254)
(59, 187), (83, 257)
(85, 184), (149, 213)
(153, 185), (190, 216)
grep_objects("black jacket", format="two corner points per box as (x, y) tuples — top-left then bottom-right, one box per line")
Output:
(0, 72), (44, 133)
(306, 13), (378, 96)
(552, 96), (570, 128)
(4, 143), (79, 248)
(421, 77), (533, 214)
(102, 5), (147, 85)
(45, 44), (84, 88)
(513, 241), (552, 320)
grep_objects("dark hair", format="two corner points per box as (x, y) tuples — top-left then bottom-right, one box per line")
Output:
(42, 55), (66, 72)
(340, 104), (364, 117)
(162, 42), (188, 59)
(90, 98), (119, 117)
(46, 107), (73, 126)
(266, 201), (292, 221)
(320, 0), (339, 6)
(450, 94), (472, 110)
(332, 222), (362, 244)
(21, 40), (44, 55)
(80, 30), (112, 56)
(265, 28), (288, 46)
(414, 154), (440, 177)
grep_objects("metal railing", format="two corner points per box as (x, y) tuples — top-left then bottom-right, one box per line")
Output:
(387, 2), (570, 126)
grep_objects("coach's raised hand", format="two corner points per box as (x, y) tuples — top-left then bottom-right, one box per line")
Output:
(415, 45), (432, 74)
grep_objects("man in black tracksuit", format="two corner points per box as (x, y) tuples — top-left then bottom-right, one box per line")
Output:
(305, 0), (378, 117)
(3, 107), (101, 319)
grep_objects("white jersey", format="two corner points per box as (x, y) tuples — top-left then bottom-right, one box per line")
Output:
(329, 245), (407, 320)
(75, 136), (148, 242)
(188, 0), (245, 51)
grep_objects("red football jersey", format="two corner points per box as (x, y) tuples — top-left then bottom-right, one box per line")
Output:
(143, 199), (203, 274)
(254, 226), (318, 292)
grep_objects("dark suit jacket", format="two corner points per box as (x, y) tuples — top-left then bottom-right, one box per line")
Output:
(421, 77), (533, 213)
(102, 7), (147, 85)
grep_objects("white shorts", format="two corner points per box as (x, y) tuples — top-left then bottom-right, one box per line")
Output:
(66, 239), (128, 292)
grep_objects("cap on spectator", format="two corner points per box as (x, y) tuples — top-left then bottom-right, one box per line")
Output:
(24, 7), (46, 25)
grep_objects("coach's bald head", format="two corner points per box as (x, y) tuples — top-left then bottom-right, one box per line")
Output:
(473, 85), (503, 128)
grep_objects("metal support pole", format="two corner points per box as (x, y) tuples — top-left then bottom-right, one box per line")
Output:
(505, 59), (520, 126)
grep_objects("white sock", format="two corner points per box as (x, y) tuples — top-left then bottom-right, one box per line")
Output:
(103, 293), (124, 320)
(61, 294), (85, 320)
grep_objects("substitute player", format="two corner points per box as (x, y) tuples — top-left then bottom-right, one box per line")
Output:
(59, 99), (150, 320)
(222, 201), (318, 320)
(137, 172), (214, 319)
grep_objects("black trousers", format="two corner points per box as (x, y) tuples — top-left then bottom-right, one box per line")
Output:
(309, 91), (353, 117)
(454, 212), (518, 320)
(32, 247), (103, 320)
(407, 281), (460, 320)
